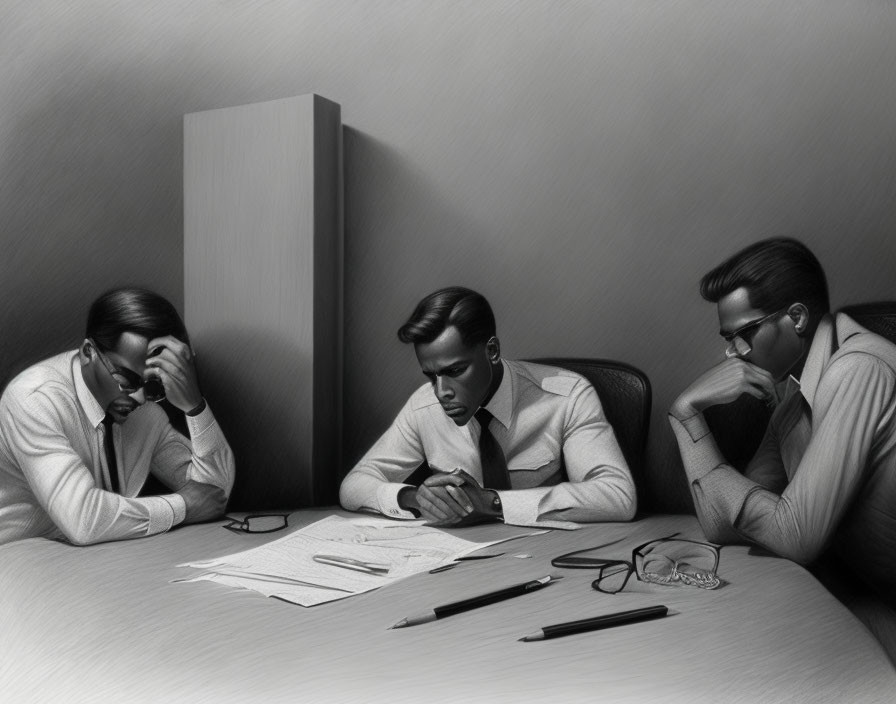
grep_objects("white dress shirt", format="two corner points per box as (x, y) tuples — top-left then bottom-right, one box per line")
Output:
(0, 351), (235, 545)
(669, 313), (896, 598)
(340, 359), (636, 526)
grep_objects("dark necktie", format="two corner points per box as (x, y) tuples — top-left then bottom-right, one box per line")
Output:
(102, 415), (120, 493)
(474, 408), (510, 490)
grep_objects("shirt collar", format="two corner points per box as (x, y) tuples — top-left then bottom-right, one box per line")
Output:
(798, 312), (861, 409)
(71, 352), (107, 429)
(482, 360), (514, 429)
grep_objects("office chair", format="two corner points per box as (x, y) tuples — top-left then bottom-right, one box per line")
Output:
(527, 358), (652, 492)
(704, 301), (896, 471)
(840, 302), (896, 344)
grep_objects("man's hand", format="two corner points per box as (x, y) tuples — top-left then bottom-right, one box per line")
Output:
(177, 480), (227, 524)
(144, 335), (203, 413)
(399, 478), (472, 525)
(672, 358), (777, 419)
(417, 470), (501, 526)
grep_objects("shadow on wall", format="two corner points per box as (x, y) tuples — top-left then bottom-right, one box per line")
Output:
(0, 72), (185, 393)
(341, 126), (509, 477)
(194, 327), (313, 512)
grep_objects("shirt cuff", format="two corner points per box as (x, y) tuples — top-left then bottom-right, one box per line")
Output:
(495, 490), (582, 529)
(694, 465), (756, 527)
(670, 411), (712, 442)
(185, 402), (225, 457)
(496, 489), (538, 526)
(141, 494), (187, 533)
(376, 483), (419, 520)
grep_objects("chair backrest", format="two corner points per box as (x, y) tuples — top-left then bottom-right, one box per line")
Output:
(527, 357), (652, 499)
(839, 302), (896, 344)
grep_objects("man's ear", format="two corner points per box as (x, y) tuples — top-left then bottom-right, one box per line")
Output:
(78, 339), (95, 366)
(788, 303), (810, 335)
(486, 336), (501, 363)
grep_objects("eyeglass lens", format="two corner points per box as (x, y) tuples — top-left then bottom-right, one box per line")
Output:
(594, 562), (634, 594)
(104, 363), (164, 401)
(725, 336), (752, 358)
(636, 539), (720, 589)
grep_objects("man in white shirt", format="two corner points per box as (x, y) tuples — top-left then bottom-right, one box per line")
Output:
(668, 238), (896, 662)
(339, 286), (635, 527)
(0, 287), (235, 546)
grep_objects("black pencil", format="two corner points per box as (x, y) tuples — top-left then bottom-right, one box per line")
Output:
(390, 575), (561, 629)
(519, 605), (670, 641)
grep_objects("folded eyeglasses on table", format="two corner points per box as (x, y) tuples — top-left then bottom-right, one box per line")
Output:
(551, 533), (722, 593)
(222, 513), (290, 534)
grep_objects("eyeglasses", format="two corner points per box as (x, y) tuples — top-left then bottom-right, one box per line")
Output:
(552, 534), (721, 594)
(90, 339), (166, 402)
(222, 513), (290, 534)
(721, 308), (788, 359)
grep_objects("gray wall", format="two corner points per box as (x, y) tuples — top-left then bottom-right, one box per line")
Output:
(2, 1), (894, 510)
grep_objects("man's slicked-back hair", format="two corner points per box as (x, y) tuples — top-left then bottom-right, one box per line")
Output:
(86, 287), (189, 351)
(397, 287), (496, 347)
(699, 237), (830, 321)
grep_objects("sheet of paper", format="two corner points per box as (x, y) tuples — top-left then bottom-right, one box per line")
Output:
(177, 515), (547, 606)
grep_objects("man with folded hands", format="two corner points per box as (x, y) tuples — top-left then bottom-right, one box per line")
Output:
(0, 287), (234, 546)
(340, 286), (635, 527)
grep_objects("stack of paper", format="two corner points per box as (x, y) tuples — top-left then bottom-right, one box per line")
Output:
(176, 515), (544, 606)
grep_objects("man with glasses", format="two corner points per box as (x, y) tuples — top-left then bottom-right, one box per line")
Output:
(669, 237), (896, 662)
(0, 287), (234, 545)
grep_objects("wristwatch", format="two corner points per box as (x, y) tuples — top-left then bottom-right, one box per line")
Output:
(490, 490), (503, 516)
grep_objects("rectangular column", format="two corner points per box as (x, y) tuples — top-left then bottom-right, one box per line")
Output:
(184, 94), (342, 509)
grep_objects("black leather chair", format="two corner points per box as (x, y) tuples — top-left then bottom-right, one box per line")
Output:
(704, 302), (896, 471)
(527, 357), (652, 501)
(840, 302), (896, 343)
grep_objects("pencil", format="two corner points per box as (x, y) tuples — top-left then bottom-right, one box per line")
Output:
(519, 605), (670, 641)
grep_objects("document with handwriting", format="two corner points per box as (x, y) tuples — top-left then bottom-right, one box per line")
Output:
(176, 515), (545, 606)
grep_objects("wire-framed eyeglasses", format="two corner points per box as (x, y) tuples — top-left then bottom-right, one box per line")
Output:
(551, 533), (721, 594)
(90, 338), (166, 402)
(721, 308), (788, 359)
(222, 513), (290, 534)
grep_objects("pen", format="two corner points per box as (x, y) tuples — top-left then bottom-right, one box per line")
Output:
(312, 554), (391, 575)
(519, 605), (670, 641)
(390, 575), (562, 629)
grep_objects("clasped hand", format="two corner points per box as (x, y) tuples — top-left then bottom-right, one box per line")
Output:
(412, 469), (499, 526)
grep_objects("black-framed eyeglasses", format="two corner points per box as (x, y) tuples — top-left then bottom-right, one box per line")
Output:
(222, 513), (290, 534)
(90, 338), (166, 402)
(552, 533), (721, 594)
(721, 308), (788, 359)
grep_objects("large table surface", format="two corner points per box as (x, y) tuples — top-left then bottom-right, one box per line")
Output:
(1, 510), (894, 703)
